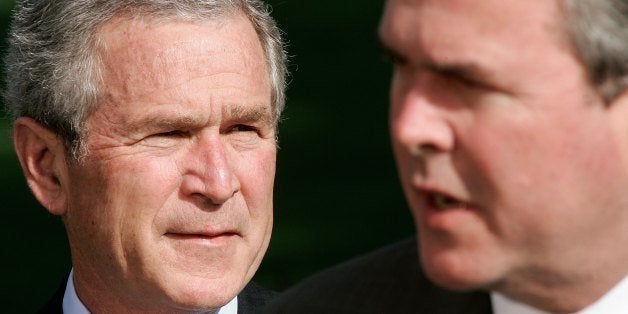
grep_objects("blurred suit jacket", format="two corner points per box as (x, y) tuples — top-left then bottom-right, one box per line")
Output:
(37, 278), (276, 314)
(264, 237), (492, 314)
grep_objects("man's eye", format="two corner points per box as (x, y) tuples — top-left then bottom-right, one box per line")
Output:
(230, 124), (257, 133)
(451, 75), (481, 88)
(137, 130), (189, 148)
(438, 72), (489, 91)
(155, 130), (188, 137)
(382, 53), (407, 67)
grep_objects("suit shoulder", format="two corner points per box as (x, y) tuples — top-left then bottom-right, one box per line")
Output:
(264, 237), (491, 314)
(38, 273), (68, 314)
(295, 237), (426, 289)
(238, 281), (277, 313)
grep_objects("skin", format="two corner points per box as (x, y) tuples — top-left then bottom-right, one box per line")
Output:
(379, 0), (628, 312)
(14, 12), (275, 313)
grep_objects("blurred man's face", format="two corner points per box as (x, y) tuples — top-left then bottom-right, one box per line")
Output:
(381, 0), (628, 307)
(62, 13), (275, 312)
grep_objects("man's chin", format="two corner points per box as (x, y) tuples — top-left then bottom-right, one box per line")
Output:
(420, 253), (497, 292)
(159, 279), (244, 312)
(137, 266), (248, 311)
(426, 270), (485, 292)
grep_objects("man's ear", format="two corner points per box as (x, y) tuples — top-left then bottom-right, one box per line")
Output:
(610, 89), (628, 134)
(606, 89), (628, 168)
(12, 117), (69, 216)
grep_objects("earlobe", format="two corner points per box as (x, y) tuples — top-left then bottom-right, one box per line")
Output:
(12, 117), (69, 216)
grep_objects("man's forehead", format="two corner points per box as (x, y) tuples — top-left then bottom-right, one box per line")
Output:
(380, 0), (566, 36)
(94, 12), (271, 108)
(379, 0), (569, 63)
(99, 17), (262, 77)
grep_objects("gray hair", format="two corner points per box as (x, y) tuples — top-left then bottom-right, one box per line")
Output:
(3, 0), (287, 159)
(563, 0), (628, 103)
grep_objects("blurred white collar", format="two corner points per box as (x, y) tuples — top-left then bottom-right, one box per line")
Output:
(491, 274), (628, 314)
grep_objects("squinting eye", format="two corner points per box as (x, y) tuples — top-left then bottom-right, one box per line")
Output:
(155, 130), (188, 137)
(451, 75), (480, 88)
(231, 124), (257, 133)
(452, 75), (494, 91)
(382, 53), (407, 67)
(139, 129), (190, 148)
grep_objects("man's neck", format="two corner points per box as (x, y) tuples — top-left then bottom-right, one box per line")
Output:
(492, 273), (628, 314)
(65, 269), (236, 313)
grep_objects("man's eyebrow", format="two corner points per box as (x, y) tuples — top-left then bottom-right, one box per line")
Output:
(226, 104), (274, 125)
(376, 31), (489, 76)
(425, 62), (486, 81)
(377, 37), (490, 84)
(128, 115), (205, 133)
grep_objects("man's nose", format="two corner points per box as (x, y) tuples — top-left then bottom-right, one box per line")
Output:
(390, 76), (454, 158)
(181, 134), (240, 206)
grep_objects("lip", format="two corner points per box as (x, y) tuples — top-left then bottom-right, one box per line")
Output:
(164, 231), (240, 246)
(412, 185), (480, 231)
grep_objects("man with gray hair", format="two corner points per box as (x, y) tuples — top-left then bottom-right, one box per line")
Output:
(266, 0), (628, 313)
(4, 0), (286, 312)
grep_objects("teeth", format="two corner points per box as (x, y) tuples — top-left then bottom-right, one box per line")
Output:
(433, 194), (465, 210)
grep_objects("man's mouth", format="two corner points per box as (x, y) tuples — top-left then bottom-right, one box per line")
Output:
(165, 232), (238, 240)
(163, 227), (241, 245)
(163, 230), (241, 254)
(429, 193), (471, 211)
(419, 191), (479, 231)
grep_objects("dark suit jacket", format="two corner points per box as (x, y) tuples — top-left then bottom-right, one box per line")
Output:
(264, 237), (492, 314)
(37, 277), (276, 314)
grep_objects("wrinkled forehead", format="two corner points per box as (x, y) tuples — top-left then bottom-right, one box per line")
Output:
(99, 14), (270, 102)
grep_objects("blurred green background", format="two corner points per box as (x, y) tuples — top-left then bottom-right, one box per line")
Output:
(0, 0), (414, 311)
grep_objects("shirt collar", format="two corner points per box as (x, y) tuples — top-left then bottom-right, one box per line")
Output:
(62, 269), (238, 314)
(492, 274), (628, 314)
(217, 296), (238, 314)
(62, 269), (90, 314)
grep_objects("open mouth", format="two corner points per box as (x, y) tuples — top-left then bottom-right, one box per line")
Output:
(428, 193), (471, 211)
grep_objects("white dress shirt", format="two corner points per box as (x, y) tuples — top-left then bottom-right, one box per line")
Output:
(62, 269), (238, 314)
(492, 274), (628, 314)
